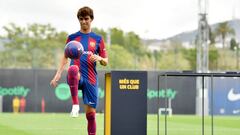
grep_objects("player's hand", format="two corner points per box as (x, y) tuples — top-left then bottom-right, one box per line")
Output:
(50, 79), (58, 88)
(50, 74), (61, 88)
(89, 54), (102, 63)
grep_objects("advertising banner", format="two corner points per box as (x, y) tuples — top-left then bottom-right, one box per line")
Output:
(211, 77), (240, 115)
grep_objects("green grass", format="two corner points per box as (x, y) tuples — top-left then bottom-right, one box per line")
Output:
(149, 115), (240, 135)
(0, 113), (239, 135)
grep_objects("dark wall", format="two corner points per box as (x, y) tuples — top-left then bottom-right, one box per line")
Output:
(0, 69), (196, 114)
(147, 71), (196, 114)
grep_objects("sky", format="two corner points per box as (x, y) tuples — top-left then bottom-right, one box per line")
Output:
(0, 0), (239, 39)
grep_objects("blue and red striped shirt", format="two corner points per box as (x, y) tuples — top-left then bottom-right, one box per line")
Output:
(66, 31), (107, 85)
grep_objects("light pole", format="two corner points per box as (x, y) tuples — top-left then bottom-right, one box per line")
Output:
(236, 43), (239, 69)
(196, 0), (209, 116)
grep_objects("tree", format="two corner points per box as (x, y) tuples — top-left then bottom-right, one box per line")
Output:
(182, 48), (196, 70)
(209, 26), (216, 45)
(215, 22), (235, 49)
(230, 38), (238, 51)
(107, 44), (135, 69)
(0, 23), (68, 68)
(124, 31), (145, 55)
(183, 47), (219, 70)
(110, 28), (125, 46)
(208, 46), (219, 70)
(215, 22), (235, 67)
(229, 38), (240, 69)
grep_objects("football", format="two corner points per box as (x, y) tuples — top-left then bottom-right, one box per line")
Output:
(64, 41), (84, 59)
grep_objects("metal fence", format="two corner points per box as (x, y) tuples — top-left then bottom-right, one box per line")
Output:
(157, 72), (240, 135)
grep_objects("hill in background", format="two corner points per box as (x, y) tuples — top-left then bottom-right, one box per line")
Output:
(145, 19), (240, 51)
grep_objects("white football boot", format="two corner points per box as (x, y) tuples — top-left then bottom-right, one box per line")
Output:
(70, 105), (79, 118)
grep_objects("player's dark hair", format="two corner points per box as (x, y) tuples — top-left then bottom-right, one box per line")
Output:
(77, 6), (94, 20)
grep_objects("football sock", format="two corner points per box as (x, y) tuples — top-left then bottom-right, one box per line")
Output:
(67, 65), (79, 105)
(86, 112), (96, 135)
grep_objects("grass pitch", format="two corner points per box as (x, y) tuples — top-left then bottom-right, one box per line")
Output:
(0, 113), (239, 135)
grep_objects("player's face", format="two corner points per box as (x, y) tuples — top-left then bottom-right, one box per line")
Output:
(79, 16), (92, 32)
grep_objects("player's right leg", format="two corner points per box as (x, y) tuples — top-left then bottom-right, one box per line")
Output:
(67, 65), (80, 117)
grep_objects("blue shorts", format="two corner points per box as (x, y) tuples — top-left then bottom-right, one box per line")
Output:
(78, 76), (98, 108)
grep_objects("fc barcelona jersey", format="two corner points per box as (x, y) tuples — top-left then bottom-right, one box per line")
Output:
(66, 31), (107, 85)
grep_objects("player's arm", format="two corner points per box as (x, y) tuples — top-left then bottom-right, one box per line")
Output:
(98, 37), (108, 66)
(90, 54), (108, 66)
(50, 55), (68, 87)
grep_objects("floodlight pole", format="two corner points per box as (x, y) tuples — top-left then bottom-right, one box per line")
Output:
(196, 0), (209, 117)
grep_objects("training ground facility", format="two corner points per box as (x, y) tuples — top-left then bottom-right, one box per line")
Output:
(0, 69), (240, 135)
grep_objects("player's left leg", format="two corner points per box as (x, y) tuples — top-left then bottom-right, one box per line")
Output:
(85, 105), (96, 135)
(82, 81), (98, 135)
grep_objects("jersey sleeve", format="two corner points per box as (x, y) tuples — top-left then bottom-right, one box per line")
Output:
(98, 37), (107, 58)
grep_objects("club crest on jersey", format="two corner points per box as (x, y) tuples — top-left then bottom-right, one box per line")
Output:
(90, 42), (96, 47)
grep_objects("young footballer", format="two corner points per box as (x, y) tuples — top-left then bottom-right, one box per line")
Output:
(50, 6), (108, 135)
